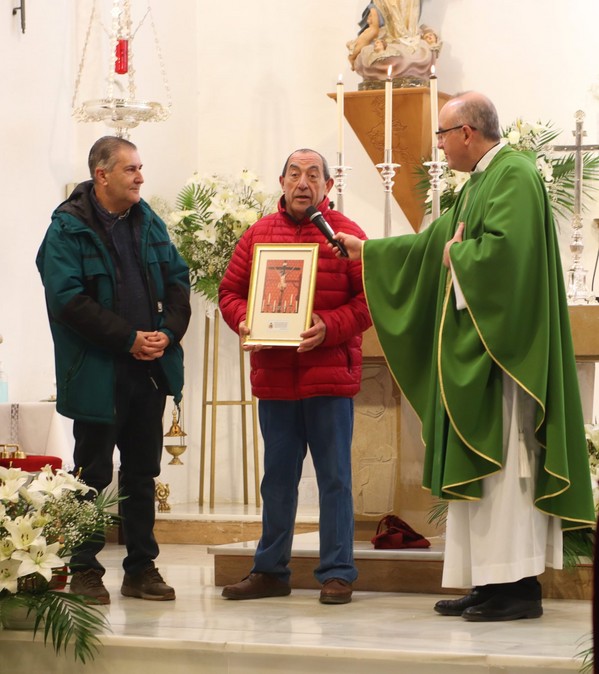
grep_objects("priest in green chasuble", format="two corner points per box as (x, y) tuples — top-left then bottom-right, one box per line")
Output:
(334, 91), (595, 622)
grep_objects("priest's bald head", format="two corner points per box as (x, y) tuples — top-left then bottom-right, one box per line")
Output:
(436, 91), (501, 173)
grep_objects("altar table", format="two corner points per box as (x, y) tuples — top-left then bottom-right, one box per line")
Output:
(0, 402), (74, 467)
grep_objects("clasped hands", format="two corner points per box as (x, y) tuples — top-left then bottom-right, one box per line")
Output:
(130, 330), (170, 360)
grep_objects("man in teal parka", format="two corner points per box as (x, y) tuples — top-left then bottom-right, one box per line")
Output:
(37, 136), (191, 604)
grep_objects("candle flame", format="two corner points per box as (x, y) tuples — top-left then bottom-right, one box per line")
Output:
(430, 64), (436, 77)
(338, 73), (343, 83)
(387, 65), (392, 79)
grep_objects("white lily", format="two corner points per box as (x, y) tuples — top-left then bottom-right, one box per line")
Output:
(29, 466), (92, 499)
(0, 558), (21, 593)
(507, 129), (521, 145)
(0, 476), (28, 503)
(13, 540), (63, 582)
(0, 536), (16, 561)
(0, 466), (27, 482)
(4, 514), (44, 550)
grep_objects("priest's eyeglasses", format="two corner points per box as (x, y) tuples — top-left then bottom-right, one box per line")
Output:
(435, 124), (477, 139)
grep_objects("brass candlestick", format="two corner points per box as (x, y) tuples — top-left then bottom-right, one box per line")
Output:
(0, 443), (25, 460)
(164, 403), (187, 465)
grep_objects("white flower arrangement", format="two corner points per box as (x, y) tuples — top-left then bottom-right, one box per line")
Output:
(0, 465), (117, 662)
(585, 423), (599, 512)
(165, 170), (278, 302)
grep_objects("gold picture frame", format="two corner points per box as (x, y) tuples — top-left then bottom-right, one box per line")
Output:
(245, 243), (319, 346)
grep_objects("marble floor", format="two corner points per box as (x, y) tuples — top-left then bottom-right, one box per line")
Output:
(0, 541), (593, 674)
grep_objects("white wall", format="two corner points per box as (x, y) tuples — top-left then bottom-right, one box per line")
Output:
(1, 0), (598, 506)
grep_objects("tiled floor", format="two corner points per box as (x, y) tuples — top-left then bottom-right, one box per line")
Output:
(0, 541), (593, 674)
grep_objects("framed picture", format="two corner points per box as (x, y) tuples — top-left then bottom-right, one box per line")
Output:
(245, 243), (319, 346)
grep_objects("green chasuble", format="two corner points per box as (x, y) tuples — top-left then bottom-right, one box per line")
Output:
(363, 145), (594, 530)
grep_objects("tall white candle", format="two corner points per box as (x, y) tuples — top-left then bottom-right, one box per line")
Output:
(384, 65), (393, 153)
(430, 65), (439, 161)
(337, 75), (344, 157)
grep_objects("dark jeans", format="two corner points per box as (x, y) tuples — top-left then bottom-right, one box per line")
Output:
(70, 360), (167, 576)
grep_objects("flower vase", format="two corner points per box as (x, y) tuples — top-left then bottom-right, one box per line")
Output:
(0, 598), (41, 631)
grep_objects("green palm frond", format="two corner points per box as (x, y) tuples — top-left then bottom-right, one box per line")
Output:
(174, 182), (214, 231)
(427, 499), (448, 529)
(575, 633), (594, 673)
(1, 590), (109, 664)
(548, 153), (599, 220)
(39, 591), (108, 663)
(562, 528), (594, 569)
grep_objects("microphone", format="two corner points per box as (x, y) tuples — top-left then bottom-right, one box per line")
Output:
(305, 206), (349, 257)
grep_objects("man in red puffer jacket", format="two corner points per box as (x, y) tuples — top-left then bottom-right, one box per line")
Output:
(219, 148), (372, 605)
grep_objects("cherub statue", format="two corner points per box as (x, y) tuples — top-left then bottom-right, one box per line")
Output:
(347, 1), (442, 83)
(347, 6), (381, 70)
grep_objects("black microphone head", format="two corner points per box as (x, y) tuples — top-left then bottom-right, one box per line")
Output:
(305, 205), (320, 221)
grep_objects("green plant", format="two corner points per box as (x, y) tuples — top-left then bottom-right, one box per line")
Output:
(0, 587), (108, 663)
(575, 633), (593, 673)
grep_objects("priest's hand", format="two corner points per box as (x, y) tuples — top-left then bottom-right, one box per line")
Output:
(443, 222), (465, 268)
(331, 233), (363, 260)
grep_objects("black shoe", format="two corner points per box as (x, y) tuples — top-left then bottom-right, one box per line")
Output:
(434, 587), (492, 616)
(461, 595), (543, 622)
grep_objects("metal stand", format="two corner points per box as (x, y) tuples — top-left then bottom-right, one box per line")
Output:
(423, 159), (447, 221)
(199, 308), (260, 508)
(551, 110), (599, 304)
(331, 152), (352, 214)
(566, 213), (591, 304)
(376, 150), (401, 237)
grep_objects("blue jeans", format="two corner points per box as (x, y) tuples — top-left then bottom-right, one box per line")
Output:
(253, 397), (357, 584)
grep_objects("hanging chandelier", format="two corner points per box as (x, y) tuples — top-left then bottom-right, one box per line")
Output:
(72, 0), (171, 137)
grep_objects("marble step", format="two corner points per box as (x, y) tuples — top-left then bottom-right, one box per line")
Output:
(208, 531), (592, 600)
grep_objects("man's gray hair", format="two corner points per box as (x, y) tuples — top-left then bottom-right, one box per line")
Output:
(281, 148), (331, 181)
(88, 136), (137, 179)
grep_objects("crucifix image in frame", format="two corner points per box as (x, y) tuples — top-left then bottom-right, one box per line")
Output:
(245, 243), (319, 347)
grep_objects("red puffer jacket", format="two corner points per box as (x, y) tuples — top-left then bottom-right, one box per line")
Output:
(219, 196), (372, 400)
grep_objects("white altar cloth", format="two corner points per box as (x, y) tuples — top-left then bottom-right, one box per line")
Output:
(0, 402), (74, 466)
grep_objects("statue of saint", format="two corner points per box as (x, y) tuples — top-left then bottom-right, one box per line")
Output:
(346, 1), (441, 84)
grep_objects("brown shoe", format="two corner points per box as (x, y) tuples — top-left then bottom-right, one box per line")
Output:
(70, 569), (110, 605)
(319, 578), (353, 604)
(121, 567), (175, 601)
(222, 573), (291, 600)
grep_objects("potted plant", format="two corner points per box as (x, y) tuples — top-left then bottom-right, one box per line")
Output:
(0, 465), (118, 662)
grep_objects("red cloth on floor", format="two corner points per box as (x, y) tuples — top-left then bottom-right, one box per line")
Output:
(371, 514), (431, 550)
